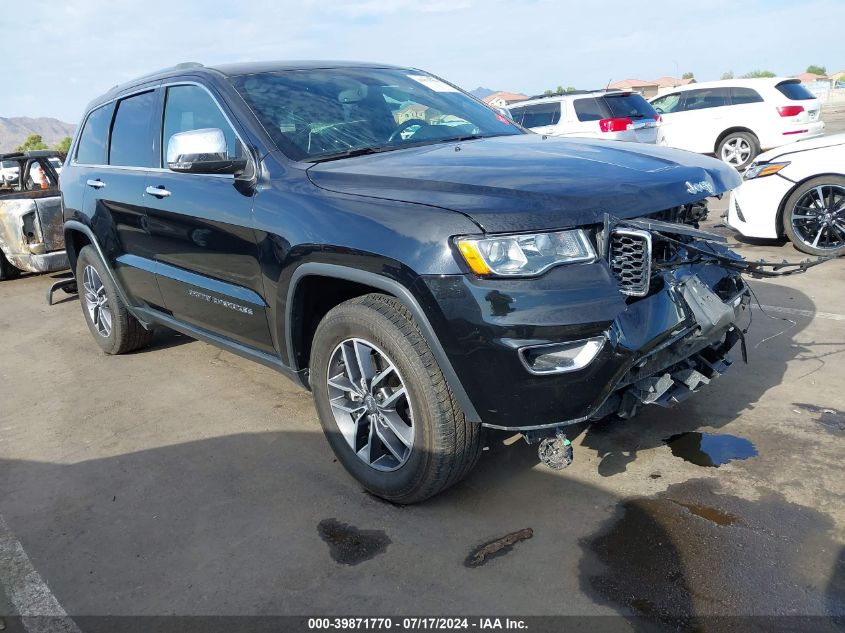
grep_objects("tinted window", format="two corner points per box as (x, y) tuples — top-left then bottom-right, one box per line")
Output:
(776, 81), (816, 101)
(231, 68), (520, 161)
(730, 87), (763, 105)
(651, 93), (682, 114)
(684, 88), (728, 110)
(515, 102), (562, 128)
(76, 104), (114, 165)
(573, 97), (607, 121)
(682, 88), (729, 111)
(162, 85), (243, 166)
(109, 91), (155, 167)
(603, 93), (657, 118)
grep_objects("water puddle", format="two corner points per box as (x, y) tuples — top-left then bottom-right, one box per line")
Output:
(664, 432), (757, 467)
(794, 403), (845, 434)
(580, 479), (843, 625)
(317, 518), (390, 565)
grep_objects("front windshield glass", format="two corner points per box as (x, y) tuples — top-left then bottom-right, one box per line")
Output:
(230, 68), (523, 161)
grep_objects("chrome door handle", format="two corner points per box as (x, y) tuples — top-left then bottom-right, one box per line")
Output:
(145, 185), (171, 198)
(86, 179), (105, 189)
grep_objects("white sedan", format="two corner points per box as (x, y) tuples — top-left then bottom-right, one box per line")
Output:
(727, 134), (845, 255)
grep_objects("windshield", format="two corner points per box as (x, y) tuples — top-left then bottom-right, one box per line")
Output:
(230, 68), (522, 161)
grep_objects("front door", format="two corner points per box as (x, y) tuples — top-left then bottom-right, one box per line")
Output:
(144, 83), (274, 352)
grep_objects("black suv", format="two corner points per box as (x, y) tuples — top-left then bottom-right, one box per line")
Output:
(61, 61), (749, 502)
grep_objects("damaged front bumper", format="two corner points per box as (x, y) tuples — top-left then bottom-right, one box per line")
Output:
(0, 195), (68, 274)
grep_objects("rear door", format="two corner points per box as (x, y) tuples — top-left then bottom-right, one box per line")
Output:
(75, 89), (166, 308)
(144, 82), (273, 352)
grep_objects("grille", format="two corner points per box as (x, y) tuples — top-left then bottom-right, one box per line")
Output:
(609, 228), (652, 297)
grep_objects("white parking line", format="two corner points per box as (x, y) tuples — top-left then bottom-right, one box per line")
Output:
(759, 305), (845, 322)
(0, 513), (81, 632)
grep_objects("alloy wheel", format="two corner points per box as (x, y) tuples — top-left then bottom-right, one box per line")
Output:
(82, 264), (112, 337)
(720, 137), (752, 167)
(791, 184), (845, 251)
(326, 338), (414, 472)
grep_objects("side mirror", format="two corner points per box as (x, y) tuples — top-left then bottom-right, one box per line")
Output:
(166, 128), (247, 175)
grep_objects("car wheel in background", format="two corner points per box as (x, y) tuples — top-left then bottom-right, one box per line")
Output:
(76, 245), (154, 354)
(310, 293), (483, 504)
(0, 250), (22, 281)
(717, 132), (759, 170)
(783, 176), (845, 256)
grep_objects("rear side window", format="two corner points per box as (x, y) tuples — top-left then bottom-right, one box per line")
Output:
(75, 104), (114, 165)
(730, 87), (763, 105)
(776, 81), (816, 101)
(515, 102), (561, 127)
(109, 91), (155, 167)
(573, 98), (607, 122)
(161, 85), (244, 166)
(682, 88), (729, 111)
(603, 94), (657, 118)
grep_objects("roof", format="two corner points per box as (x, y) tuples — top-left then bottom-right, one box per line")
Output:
(652, 76), (695, 87)
(508, 90), (629, 108)
(482, 91), (529, 104)
(608, 76), (693, 90)
(0, 150), (62, 161)
(650, 77), (796, 94)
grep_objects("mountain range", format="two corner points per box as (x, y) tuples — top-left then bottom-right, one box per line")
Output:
(0, 117), (77, 153)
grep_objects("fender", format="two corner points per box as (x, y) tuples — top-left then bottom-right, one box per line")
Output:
(63, 219), (153, 329)
(286, 262), (482, 423)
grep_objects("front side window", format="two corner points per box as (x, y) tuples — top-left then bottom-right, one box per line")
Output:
(76, 103), (114, 165)
(651, 93), (682, 114)
(517, 102), (562, 128)
(682, 88), (729, 111)
(161, 85), (244, 166)
(109, 91), (155, 167)
(231, 68), (521, 161)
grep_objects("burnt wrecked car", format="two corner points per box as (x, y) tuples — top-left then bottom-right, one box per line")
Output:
(0, 150), (68, 280)
(59, 61), (798, 503)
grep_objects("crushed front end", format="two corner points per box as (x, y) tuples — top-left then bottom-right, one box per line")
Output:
(423, 201), (754, 432)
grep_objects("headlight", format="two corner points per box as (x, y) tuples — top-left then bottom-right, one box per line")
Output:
(744, 161), (790, 180)
(456, 229), (595, 277)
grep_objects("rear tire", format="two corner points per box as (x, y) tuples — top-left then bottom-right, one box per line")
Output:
(310, 293), (483, 504)
(76, 245), (153, 354)
(783, 176), (845, 256)
(0, 250), (22, 281)
(717, 131), (759, 170)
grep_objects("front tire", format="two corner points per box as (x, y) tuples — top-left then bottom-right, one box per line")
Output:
(717, 132), (759, 170)
(76, 246), (154, 354)
(783, 176), (845, 256)
(310, 294), (483, 504)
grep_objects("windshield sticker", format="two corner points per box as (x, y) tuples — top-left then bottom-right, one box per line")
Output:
(406, 75), (459, 92)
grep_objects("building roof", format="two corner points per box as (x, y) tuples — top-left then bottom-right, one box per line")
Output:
(794, 72), (829, 83)
(482, 91), (529, 104)
(652, 76), (695, 87)
(608, 77), (693, 90)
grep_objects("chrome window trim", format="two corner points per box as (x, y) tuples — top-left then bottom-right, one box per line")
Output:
(73, 79), (253, 180)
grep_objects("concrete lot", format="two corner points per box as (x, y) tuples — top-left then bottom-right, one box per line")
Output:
(1, 113), (844, 630)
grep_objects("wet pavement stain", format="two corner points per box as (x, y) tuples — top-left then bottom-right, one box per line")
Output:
(317, 519), (390, 566)
(580, 479), (845, 630)
(664, 432), (757, 467)
(794, 403), (845, 433)
(465, 528), (533, 568)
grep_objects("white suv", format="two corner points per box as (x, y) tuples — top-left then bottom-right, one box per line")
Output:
(650, 78), (825, 170)
(506, 91), (660, 143)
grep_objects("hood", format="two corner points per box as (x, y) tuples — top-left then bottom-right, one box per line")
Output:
(755, 133), (845, 163)
(307, 135), (741, 233)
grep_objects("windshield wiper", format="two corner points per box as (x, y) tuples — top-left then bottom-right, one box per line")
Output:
(309, 146), (391, 164)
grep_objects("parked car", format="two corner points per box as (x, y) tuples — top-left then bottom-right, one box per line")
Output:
(507, 91), (660, 143)
(727, 133), (845, 255)
(0, 151), (68, 279)
(61, 61), (752, 503)
(650, 78), (825, 170)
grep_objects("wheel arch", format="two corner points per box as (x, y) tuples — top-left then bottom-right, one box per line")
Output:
(285, 263), (481, 423)
(776, 172), (845, 238)
(714, 126), (759, 155)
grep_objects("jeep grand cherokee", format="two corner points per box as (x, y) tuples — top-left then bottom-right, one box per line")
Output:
(60, 61), (750, 502)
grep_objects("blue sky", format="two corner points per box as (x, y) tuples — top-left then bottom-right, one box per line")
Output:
(4, 0), (843, 123)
